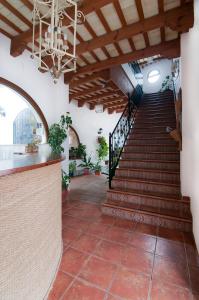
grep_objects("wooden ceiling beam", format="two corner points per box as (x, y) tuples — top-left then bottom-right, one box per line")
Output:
(75, 39), (180, 75)
(77, 90), (125, 105)
(74, 3), (192, 56)
(135, 0), (150, 47)
(88, 96), (126, 105)
(69, 70), (111, 88)
(158, 0), (165, 43)
(104, 100), (127, 110)
(0, 0), (32, 28)
(0, 12), (22, 34)
(70, 84), (115, 100)
(10, 0), (116, 57)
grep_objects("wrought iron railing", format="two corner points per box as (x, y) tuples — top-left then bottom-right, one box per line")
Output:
(109, 85), (143, 188)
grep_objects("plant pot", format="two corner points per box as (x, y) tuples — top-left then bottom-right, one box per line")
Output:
(95, 170), (101, 176)
(83, 168), (90, 175)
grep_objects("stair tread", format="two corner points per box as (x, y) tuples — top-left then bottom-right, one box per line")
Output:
(120, 158), (179, 163)
(109, 186), (180, 200)
(103, 201), (192, 222)
(123, 151), (179, 154)
(117, 167), (179, 174)
(107, 188), (190, 203)
(113, 176), (180, 187)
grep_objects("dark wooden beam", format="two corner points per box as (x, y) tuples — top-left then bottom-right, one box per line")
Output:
(70, 85), (115, 100)
(77, 90), (125, 105)
(75, 39), (180, 75)
(74, 3), (192, 56)
(10, 0), (118, 57)
(135, 0), (150, 47)
(69, 70), (110, 88)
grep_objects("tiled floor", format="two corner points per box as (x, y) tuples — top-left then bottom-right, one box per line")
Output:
(48, 175), (199, 300)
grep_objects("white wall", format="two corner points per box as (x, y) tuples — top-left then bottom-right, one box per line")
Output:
(0, 34), (69, 169)
(141, 59), (172, 93)
(69, 100), (120, 161)
(181, 0), (199, 251)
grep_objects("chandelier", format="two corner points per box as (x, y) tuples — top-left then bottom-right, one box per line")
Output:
(32, 0), (85, 83)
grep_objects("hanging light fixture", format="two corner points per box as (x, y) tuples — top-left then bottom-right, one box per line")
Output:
(32, 0), (85, 83)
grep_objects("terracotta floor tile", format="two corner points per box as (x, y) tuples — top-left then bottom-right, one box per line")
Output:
(193, 293), (199, 300)
(128, 232), (157, 253)
(189, 266), (199, 294)
(150, 280), (191, 300)
(135, 223), (158, 236)
(62, 215), (91, 231)
(113, 219), (136, 231)
(71, 234), (100, 253)
(94, 240), (125, 265)
(96, 215), (116, 225)
(62, 227), (82, 245)
(62, 278), (105, 300)
(156, 239), (186, 262)
(59, 248), (88, 275)
(186, 244), (199, 268)
(47, 271), (73, 300)
(79, 256), (117, 290)
(158, 227), (184, 243)
(103, 226), (131, 244)
(110, 267), (150, 300)
(106, 294), (121, 300)
(183, 232), (196, 245)
(87, 222), (111, 238)
(122, 245), (154, 275)
(153, 256), (190, 289)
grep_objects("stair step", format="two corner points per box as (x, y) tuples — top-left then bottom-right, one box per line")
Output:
(124, 144), (178, 152)
(129, 133), (171, 139)
(102, 201), (192, 232)
(121, 151), (179, 161)
(127, 138), (176, 146)
(119, 159), (179, 171)
(115, 168), (180, 184)
(107, 189), (189, 211)
(112, 177), (180, 196)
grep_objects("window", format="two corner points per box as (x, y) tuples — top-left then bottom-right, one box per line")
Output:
(0, 79), (48, 145)
(148, 70), (160, 83)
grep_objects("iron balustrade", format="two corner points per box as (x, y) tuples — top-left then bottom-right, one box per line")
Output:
(109, 85), (143, 188)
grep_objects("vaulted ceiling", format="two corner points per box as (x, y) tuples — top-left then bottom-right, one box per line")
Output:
(0, 0), (194, 113)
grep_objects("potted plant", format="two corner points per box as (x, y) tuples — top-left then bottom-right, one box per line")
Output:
(97, 136), (109, 162)
(48, 113), (72, 155)
(160, 75), (171, 92)
(78, 155), (94, 175)
(93, 161), (102, 175)
(69, 161), (77, 177)
(76, 143), (86, 159)
(62, 170), (70, 201)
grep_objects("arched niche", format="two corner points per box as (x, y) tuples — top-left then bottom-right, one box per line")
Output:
(0, 77), (48, 145)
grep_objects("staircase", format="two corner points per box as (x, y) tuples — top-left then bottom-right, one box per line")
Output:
(102, 90), (192, 232)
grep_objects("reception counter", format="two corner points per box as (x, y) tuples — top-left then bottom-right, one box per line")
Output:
(0, 152), (64, 300)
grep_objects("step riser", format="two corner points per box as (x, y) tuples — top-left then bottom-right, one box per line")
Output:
(140, 105), (175, 110)
(124, 145), (177, 152)
(126, 139), (176, 146)
(136, 115), (176, 122)
(112, 180), (180, 196)
(129, 133), (171, 139)
(119, 160), (179, 171)
(133, 128), (169, 133)
(102, 206), (192, 232)
(115, 169), (180, 184)
(134, 121), (176, 127)
(121, 152), (179, 161)
(107, 192), (189, 212)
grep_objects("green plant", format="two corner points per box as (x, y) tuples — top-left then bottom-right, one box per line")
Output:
(160, 75), (171, 92)
(62, 170), (70, 189)
(76, 143), (86, 158)
(97, 136), (109, 161)
(48, 113), (72, 155)
(69, 161), (77, 177)
(92, 161), (102, 172)
(78, 155), (94, 170)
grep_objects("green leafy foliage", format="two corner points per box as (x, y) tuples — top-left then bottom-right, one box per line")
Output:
(69, 143), (87, 159)
(160, 75), (171, 92)
(97, 136), (109, 161)
(62, 170), (70, 189)
(48, 113), (72, 155)
(92, 161), (102, 172)
(69, 161), (77, 176)
(78, 155), (94, 170)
